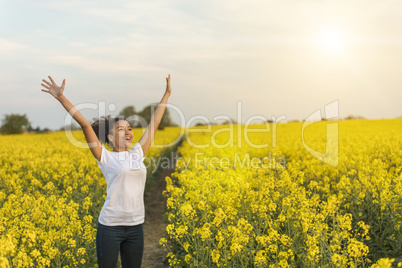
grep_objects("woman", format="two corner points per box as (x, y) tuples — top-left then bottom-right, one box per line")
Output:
(41, 74), (172, 267)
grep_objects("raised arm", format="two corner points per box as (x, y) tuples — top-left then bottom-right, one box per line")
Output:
(138, 74), (172, 156)
(41, 76), (102, 161)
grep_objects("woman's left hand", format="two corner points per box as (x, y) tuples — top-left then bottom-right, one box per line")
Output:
(165, 74), (171, 96)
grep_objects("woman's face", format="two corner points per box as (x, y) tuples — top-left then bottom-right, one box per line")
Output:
(108, 120), (133, 150)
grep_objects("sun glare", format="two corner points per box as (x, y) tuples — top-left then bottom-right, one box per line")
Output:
(318, 27), (347, 53)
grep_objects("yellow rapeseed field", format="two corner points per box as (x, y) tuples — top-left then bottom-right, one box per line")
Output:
(161, 119), (402, 267)
(1, 119), (401, 267)
(0, 126), (182, 267)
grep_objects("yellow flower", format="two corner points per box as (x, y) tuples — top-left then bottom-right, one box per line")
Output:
(254, 250), (267, 266)
(230, 243), (242, 255)
(183, 242), (190, 252)
(371, 258), (395, 268)
(77, 247), (86, 255)
(199, 223), (212, 241)
(184, 254), (192, 264)
(211, 249), (220, 264)
(176, 225), (188, 239)
(159, 238), (167, 246)
(347, 238), (369, 259)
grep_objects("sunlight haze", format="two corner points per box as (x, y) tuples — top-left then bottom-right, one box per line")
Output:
(0, 0), (401, 130)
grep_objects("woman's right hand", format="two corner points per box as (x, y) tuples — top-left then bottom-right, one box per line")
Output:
(41, 76), (65, 100)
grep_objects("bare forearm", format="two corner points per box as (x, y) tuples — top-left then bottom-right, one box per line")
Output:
(138, 74), (172, 154)
(57, 95), (90, 128)
(149, 92), (170, 130)
(41, 76), (102, 159)
(139, 92), (170, 149)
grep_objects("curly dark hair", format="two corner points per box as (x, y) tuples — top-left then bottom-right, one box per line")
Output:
(91, 115), (126, 146)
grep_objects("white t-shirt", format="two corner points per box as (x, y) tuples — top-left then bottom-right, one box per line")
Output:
(96, 142), (147, 226)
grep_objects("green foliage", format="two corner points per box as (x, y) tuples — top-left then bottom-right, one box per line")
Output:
(0, 113), (31, 134)
(119, 105), (175, 129)
(119, 105), (136, 119)
(137, 104), (173, 130)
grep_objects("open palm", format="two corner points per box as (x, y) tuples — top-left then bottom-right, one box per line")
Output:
(165, 74), (172, 96)
(41, 76), (65, 100)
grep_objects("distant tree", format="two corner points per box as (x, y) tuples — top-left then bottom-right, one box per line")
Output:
(137, 104), (174, 130)
(344, 115), (365, 120)
(33, 126), (42, 132)
(119, 106), (139, 128)
(59, 123), (80, 131)
(119, 106), (136, 119)
(220, 117), (237, 125)
(194, 122), (215, 127)
(118, 104), (176, 129)
(0, 113), (31, 134)
(27, 125), (44, 133)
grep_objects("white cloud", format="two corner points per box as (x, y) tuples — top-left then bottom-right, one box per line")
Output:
(51, 55), (162, 73)
(0, 39), (26, 53)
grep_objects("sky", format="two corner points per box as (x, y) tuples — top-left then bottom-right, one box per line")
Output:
(1, 0), (401, 130)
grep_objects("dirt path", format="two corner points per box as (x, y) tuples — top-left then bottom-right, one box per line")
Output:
(141, 162), (175, 267)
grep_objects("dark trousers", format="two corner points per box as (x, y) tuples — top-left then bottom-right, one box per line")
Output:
(96, 221), (144, 268)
